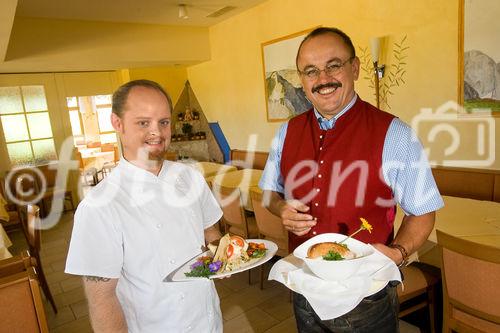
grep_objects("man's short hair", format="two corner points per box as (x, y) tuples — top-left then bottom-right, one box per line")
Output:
(112, 79), (173, 118)
(296, 27), (356, 69)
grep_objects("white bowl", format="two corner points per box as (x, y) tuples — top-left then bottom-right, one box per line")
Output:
(293, 233), (374, 281)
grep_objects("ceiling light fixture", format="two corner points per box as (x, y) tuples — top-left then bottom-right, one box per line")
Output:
(178, 4), (188, 19)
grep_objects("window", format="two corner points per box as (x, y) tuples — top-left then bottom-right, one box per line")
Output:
(0, 86), (57, 166)
(66, 97), (84, 145)
(66, 95), (116, 145)
(94, 95), (117, 143)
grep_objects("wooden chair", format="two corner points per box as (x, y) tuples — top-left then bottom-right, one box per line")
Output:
(0, 177), (23, 232)
(36, 164), (74, 215)
(100, 143), (115, 152)
(5, 168), (40, 204)
(230, 149), (269, 170)
(165, 151), (178, 161)
(20, 205), (57, 313)
(397, 262), (441, 333)
(76, 150), (100, 186)
(102, 145), (120, 176)
(0, 266), (49, 333)
(0, 250), (32, 278)
(86, 141), (101, 149)
(250, 189), (289, 289)
(212, 184), (258, 239)
(437, 230), (500, 333)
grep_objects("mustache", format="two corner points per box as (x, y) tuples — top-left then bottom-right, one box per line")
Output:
(312, 82), (342, 94)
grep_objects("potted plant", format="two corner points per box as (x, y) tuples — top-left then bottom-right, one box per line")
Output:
(182, 123), (193, 139)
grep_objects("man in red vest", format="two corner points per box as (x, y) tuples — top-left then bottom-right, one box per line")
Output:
(260, 27), (444, 332)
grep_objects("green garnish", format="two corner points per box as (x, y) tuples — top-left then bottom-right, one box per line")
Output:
(322, 251), (345, 261)
(185, 265), (216, 278)
(184, 258), (223, 278)
(250, 249), (266, 258)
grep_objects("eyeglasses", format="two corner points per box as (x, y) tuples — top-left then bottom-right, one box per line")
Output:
(298, 56), (355, 79)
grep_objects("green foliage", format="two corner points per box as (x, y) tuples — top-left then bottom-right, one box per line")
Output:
(181, 122), (193, 134)
(359, 35), (409, 110)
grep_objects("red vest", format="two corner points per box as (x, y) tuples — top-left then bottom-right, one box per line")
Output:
(281, 98), (396, 251)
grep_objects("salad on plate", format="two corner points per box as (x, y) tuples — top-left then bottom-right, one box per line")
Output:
(184, 234), (267, 278)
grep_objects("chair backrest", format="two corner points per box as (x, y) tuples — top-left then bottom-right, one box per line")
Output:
(165, 151), (178, 161)
(86, 141), (101, 149)
(20, 205), (41, 252)
(230, 149), (269, 170)
(101, 143), (115, 152)
(75, 150), (84, 170)
(113, 145), (120, 162)
(5, 168), (39, 203)
(437, 230), (500, 331)
(36, 163), (58, 189)
(0, 250), (32, 278)
(213, 184), (247, 231)
(0, 267), (49, 333)
(250, 189), (289, 255)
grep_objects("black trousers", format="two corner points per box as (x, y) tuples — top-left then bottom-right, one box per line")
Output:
(293, 283), (400, 333)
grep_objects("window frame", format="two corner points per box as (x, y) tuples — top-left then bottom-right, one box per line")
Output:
(0, 85), (57, 165)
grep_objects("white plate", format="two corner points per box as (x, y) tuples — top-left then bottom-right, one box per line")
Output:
(168, 239), (278, 281)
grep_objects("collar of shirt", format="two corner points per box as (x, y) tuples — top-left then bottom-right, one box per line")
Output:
(117, 157), (169, 182)
(313, 94), (358, 130)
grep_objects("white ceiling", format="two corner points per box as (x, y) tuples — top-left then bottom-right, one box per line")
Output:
(16, 0), (267, 26)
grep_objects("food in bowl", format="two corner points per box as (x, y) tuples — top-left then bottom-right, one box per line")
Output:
(307, 242), (356, 260)
(293, 233), (374, 281)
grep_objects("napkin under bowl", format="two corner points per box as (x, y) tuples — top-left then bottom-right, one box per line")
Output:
(293, 233), (374, 281)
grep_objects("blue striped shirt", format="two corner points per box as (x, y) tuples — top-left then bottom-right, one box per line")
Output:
(259, 95), (444, 216)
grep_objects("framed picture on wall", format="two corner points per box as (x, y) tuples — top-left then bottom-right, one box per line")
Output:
(459, 0), (500, 116)
(261, 28), (316, 122)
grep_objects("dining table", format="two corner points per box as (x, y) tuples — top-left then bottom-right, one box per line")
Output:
(395, 195), (500, 267)
(206, 169), (263, 211)
(0, 223), (13, 260)
(190, 162), (237, 179)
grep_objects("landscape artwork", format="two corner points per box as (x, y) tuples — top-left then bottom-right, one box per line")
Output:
(461, 0), (500, 115)
(261, 29), (314, 122)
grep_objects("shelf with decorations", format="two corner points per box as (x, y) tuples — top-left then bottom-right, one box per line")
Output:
(168, 81), (224, 162)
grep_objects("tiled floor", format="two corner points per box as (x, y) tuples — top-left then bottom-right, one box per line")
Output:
(8, 210), (422, 333)
(7, 211), (297, 333)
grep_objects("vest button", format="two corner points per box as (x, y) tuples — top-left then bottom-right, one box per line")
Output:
(312, 231), (317, 235)
(314, 203), (319, 207)
(320, 135), (323, 139)
(320, 160), (324, 164)
(316, 188), (320, 192)
(319, 147), (323, 151)
(318, 174), (322, 178)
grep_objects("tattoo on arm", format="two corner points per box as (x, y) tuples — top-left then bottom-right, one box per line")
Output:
(84, 276), (111, 282)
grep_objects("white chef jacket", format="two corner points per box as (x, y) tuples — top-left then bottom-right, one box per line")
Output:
(65, 158), (223, 333)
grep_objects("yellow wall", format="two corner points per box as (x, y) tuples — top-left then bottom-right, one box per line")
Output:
(188, 0), (499, 169)
(128, 66), (188, 104)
